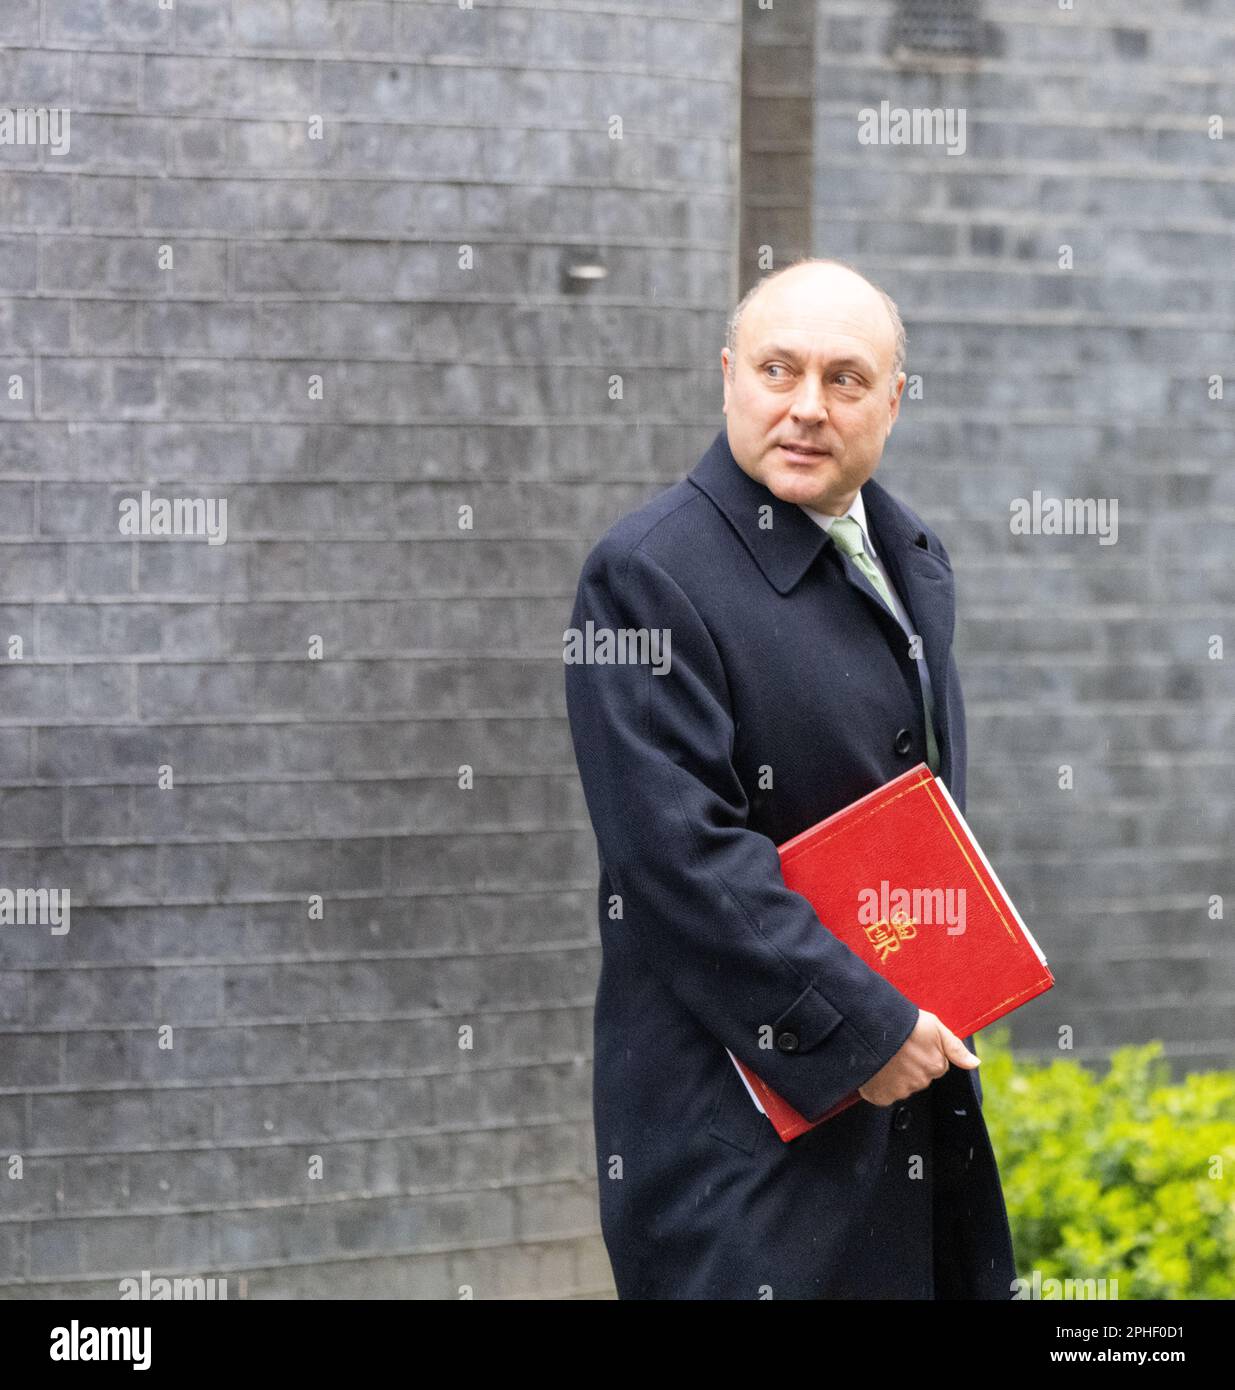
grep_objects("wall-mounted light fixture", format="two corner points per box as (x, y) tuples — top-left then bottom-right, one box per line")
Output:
(562, 250), (609, 293)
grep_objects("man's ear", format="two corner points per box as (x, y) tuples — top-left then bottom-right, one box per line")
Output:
(886, 371), (907, 432)
(720, 349), (731, 414)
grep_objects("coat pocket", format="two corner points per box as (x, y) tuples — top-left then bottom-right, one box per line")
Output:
(706, 1054), (767, 1156)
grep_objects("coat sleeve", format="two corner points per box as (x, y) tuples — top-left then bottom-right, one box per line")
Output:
(564, 535), (921, 1122)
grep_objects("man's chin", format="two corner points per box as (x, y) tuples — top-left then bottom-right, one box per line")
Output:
(763, 465), (842, 510)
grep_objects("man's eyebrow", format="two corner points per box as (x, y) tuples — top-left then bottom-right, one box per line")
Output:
(752, 344), (877, 373)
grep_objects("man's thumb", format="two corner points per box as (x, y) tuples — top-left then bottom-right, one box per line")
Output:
(942, 1029), (980, 1068)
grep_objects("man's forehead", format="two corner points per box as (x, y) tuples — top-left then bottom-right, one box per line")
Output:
(742, 285), (892, 363)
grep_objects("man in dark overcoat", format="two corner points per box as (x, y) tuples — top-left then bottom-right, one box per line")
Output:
(563, 258), (1017, 1299)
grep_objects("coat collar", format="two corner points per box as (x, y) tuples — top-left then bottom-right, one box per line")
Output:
(687, 427), (949, 605)
(688, 427), (959, 776)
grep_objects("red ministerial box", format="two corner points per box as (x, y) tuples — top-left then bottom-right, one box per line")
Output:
(728, 764), (1053, 1141)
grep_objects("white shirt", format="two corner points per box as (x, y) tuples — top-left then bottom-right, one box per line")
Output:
(798, 492), (938, 721)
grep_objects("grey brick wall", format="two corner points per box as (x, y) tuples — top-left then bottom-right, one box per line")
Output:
(809, 0), (1235, 1071)
(0, 0), (741, 1298)
(6, 0), (1228, 1304)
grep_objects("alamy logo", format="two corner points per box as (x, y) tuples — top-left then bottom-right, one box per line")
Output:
(857, 880), (966, 937)
(1009, 491), (1118, 545)
(1012, 1270), (1120, 1300)
(563, 620), (671, 675)
(118, 490), (228, 545)
(858, 100), (966, 156)
(50, 1321), (151, 1370)
(0, 887), (70, 935)
(119, 1269), (228, 1300)
(0, 106), (70, 155)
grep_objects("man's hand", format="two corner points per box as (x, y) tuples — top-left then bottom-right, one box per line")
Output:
(857, 1009), (979, 1106)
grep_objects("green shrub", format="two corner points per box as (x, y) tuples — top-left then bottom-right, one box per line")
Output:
(978, 1027), (1235, 1299)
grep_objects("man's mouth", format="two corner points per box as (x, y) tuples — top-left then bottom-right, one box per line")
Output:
(779, 442), (830, 459)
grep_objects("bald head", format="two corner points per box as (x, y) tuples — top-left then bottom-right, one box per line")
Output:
(718, 257), (908, 514)
(726, 259), (905, 396)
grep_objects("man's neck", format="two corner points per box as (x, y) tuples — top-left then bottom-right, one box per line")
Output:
(800, 490), (859, 519)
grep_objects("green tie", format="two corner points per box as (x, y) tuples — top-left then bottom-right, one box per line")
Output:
(829, 515), (940, 774)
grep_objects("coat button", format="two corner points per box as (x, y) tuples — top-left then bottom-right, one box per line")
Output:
(775, 1031), (800, 1053)
(893, 1104), (912, 1130)
(893, 728), (912, 755)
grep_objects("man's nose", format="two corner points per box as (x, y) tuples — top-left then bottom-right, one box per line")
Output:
(790, 378), (827, 421)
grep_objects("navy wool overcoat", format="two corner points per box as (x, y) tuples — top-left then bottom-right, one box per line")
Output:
(563, 428), (1018, 1300)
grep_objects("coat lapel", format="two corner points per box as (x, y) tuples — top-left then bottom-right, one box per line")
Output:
(861, 475), (956, 687)
(688, 428), (959, 778)
(687, 429), (831, 595)
(861, 474), (958, 776)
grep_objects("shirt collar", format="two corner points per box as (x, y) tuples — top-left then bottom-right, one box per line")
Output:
(798, 490), (878, 558)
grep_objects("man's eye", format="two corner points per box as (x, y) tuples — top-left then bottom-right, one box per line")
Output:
(765, 364), (786, 378)
(836, 373), (851, 386)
